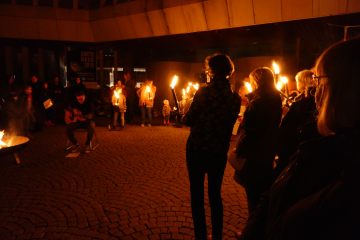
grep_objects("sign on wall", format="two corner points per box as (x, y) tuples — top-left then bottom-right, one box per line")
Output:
(66, 47), (96, 83)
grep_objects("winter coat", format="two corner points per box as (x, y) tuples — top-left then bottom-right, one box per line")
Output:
(162, 105), (171, 116)
(124, 78), (135, 99)
(50, 83), (64, 103)
(30, 81), (45, 106)
(182, 76), (241, 153)
(137, 85), (156, 107)
(239, 129), (360, 240)
(111, 90), (127, 112)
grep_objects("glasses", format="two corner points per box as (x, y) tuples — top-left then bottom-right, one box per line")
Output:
(312, 74), (329, 87)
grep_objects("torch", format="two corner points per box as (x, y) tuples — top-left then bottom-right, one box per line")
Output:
(245, 82), (252, 93)
(114, 90), (120, 106)
(170, 75), (179, 111)
(280, 76), (289, 98)
(146, 86), (151, 100)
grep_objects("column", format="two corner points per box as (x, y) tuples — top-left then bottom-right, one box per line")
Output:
(22, 47), (29, 85)
(5, 46), (13, 76)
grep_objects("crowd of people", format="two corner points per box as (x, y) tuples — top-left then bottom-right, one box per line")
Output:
(182, 37), (360, 240)
(1, 37), (360, 239)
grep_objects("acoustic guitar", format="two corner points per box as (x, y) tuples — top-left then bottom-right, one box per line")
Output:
(65, 107), (94, 124)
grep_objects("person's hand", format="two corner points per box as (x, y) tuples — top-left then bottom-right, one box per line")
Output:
(237, 116), (243, 123)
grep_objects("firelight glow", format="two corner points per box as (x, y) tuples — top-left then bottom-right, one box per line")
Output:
(183, 89), (186, 96)
(280, 76), (288, 84)
(146, 86), (150, 92)
(193, 84), (199, 90)
(0, 130), (7, 149)
(114, 90), (119, 98)
(273, 62), (280, 74)
(170, 76), (178, 89)
(188, 82), (192, 86)
(187, 86), (190, 93)
(245, 82), (252, 92)
(276, 81), (283, 90)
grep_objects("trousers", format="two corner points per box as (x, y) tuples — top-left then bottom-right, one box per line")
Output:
(66, 121), (95, 146)
(141, 105), (152, 124)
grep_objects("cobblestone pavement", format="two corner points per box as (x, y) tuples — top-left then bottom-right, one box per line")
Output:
(0, 123), (248, 240)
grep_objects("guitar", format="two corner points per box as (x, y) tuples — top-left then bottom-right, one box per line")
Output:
(65, 107), (94, 124)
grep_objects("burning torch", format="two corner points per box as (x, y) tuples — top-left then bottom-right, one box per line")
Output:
(114, 90), (120, 106)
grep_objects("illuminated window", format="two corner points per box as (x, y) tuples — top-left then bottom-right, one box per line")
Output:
(134, 68), (146, 72)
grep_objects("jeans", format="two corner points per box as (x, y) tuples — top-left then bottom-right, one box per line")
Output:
(164, 115), (170, 124)
(141, 105), (152, 124)
(186, 149), (227, 239)
(66, 121), (95, 146)
(113, 112), (124, 127)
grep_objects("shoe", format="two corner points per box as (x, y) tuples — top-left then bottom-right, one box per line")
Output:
(108, 125), (112, 130)
(70, 144), (80, 153)
(167, 123), (169, 126)
(118, 126), (123, 131)
(141, 124), (144, 127)
(85, 145), (90, 153)
(148, 124), (151, 127)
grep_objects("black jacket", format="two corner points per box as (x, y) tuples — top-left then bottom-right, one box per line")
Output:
(30, 81), (45, 105)
(240, 130), (360, 240)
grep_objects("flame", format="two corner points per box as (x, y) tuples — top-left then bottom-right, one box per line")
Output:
(0, 130), (7, 149)
(173, 107), (177, 110)
(170, 76), (178, 89)
(146, 86), (150, 93)
(245, 82), (252, 93)
(276, 81), (283, 90)
(193, 84), (199, 90)
(187, 86), (190, 93)
(188, 82), (192, 86)
(114, 90), (119, 98)
(280, 76), (288, 84)
(183, 89), (186, 96)
(273, 62), (280, 74)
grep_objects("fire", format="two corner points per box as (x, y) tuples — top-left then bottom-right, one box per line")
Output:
(146, 86), (150, 93)
(193, 84), (199, 90)
(276, 81), (283, 90)
(245, 82), (252, 93)
(280, 76), (288, 84)
(273, 62), (280, 74)
(187, 86), (190, 93)
(173, 107), (177, 110)
(0, 130), (7, 149)
(114, 90), (119, 98)
(188, 82), (192, 86)
(170, 76), (178, 89)
(183, 89), (186, 96)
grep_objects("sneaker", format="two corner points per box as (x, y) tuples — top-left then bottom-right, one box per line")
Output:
(141, 124), (145, 127)
(85, 145), (90, 153)
(70, 144), (80, 153)
(148, 124), (151, 127)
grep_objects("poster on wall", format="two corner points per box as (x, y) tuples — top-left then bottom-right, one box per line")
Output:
(66, 47), (96, 88)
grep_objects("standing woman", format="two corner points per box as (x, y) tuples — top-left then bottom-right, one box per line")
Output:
(234, 67), (282, 214)
(181, 53), (241, 240)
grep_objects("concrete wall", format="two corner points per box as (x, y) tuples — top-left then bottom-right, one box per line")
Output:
(1, 0), (359, 42)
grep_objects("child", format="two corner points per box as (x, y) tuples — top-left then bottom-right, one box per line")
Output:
(162, 99), (171, 126)
(110, 86), (126, 131)
(17, 86), (35, 137)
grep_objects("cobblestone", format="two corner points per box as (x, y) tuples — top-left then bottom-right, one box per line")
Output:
(0, 122), (248, 239)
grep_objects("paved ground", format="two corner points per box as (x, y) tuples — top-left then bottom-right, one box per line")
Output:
(0, 118), (248, 240)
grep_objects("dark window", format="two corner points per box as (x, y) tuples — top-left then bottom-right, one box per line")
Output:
(78, 0), (90, 9)
(103, 0), (113, 7)
(17, 0), (33, 5)
(38, 0), (53, 7)
(58, 0), (73, 9)
(89, 0), (100, 9)
(0, 0), (12, 4)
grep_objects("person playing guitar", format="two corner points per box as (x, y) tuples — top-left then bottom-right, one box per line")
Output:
(66, 90), (95, 153)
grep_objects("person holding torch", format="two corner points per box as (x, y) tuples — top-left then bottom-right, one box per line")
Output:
(110, 83), (126, 131)
(181, 53), (241, 240)
(137, 80), (156, 127)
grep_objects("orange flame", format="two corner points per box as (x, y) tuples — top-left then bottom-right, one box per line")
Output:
(245, 82), (252, 93)
(273, 62), (280, 74)
(183, 89), (186, 96)
(193, 84), (199, 90)
(276, 81), (283, 90)
(146, 86), (150, 93)
(280, 76), (288, 84)
(0, 130), (7, 149)
(186, 86), (190, 93)
(170, 76), (178, 89)
(114, 90), (119, 98)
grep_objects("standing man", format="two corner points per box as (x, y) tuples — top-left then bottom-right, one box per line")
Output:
(30, 74), (45, 132)
(124, 72), (135, 123)
(137, 80), (156, 127)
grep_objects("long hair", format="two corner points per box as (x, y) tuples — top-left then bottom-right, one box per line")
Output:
(249, 67), (277, 92)
(315, 37), (360, 136)
(295, 70), (314, 92)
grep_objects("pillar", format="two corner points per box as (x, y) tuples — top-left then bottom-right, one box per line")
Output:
(99, 49), (104, 97)
(38, 47), (45, 82)
(21, 47), (29, 85)
(5, 46), (13, 76)
(54, 48), (60, 78)
(114, 50), (118, 81)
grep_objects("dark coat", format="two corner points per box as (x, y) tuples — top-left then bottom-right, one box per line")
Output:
(30, 81), (45, 106)
(182, 76), (241, 153)
(50, 83), (64, 103)
(275, 93), (320, 176)
(235, 88), (282, 190)
(239, 130), (360, 240)
(124, 78), (135, 99)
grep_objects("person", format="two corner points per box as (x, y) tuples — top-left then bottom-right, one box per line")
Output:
(66, 91), (95, 154)
(68, 77), (87, 103)
(30, 74), (45, 132)
(162, 99), (171, 126)
(50, 76), (65, 124)
(110, 84), (126, 131)
(43, 82), (54, 127)
(124, 72), (135, 123)
(275, 69), (320, 177)
(0, 75), (19, 129)
(137, 80), (156, 127)
(231, 84), (250, 140)
(233, 67), (282, 214)
(16, 86), (35, 137)
(237, 36), (360, 240)
(181, 53), (241, 240)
